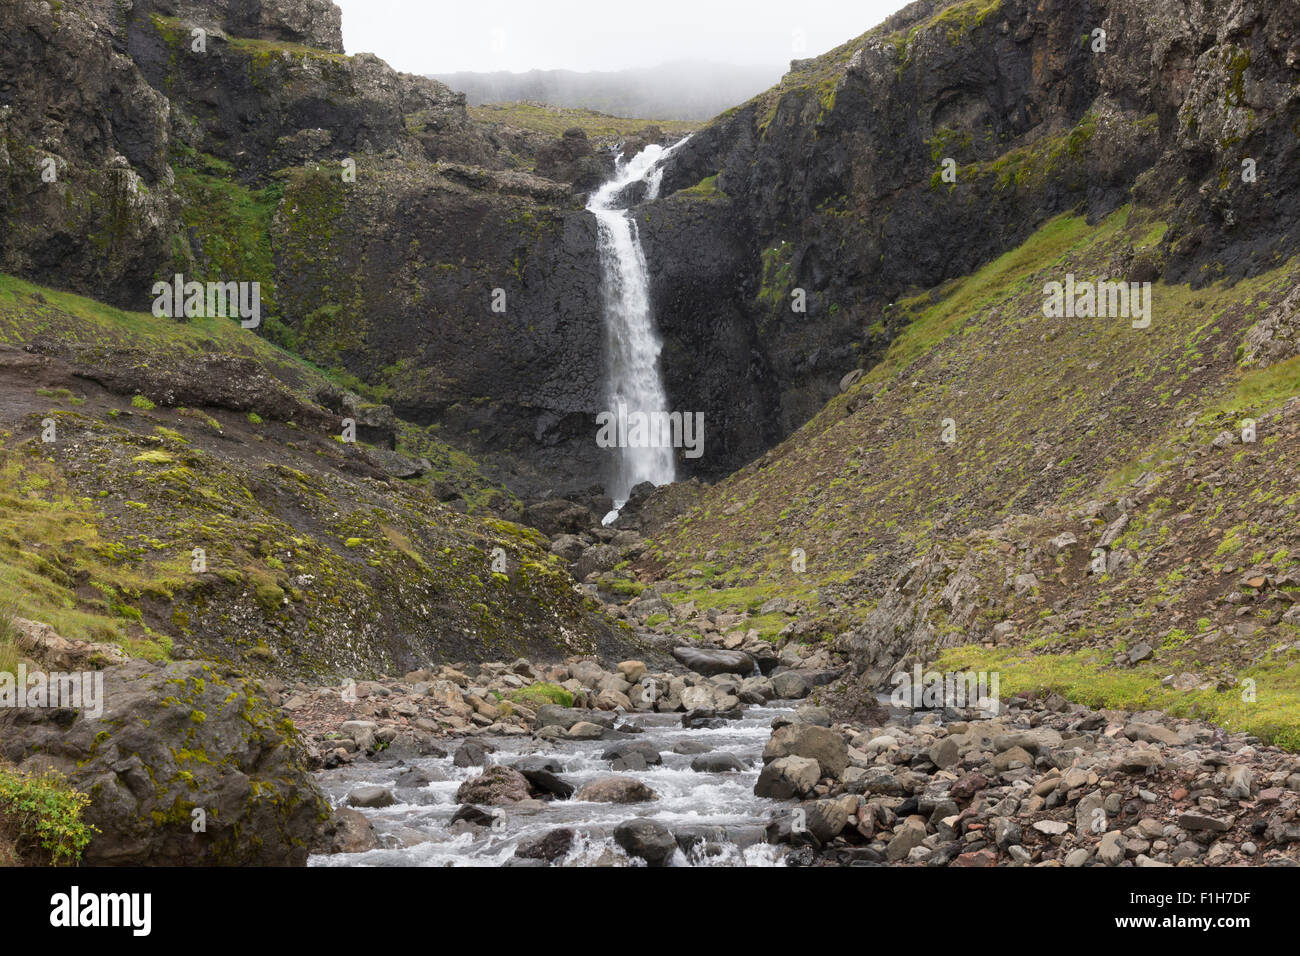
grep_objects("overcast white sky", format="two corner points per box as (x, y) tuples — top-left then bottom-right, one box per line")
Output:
(333, 0), (914, 74)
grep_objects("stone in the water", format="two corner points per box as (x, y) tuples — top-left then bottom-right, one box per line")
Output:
(455, 766), (531, 805)
(690, 752), (746, 773)
(514, 827), (575, 862)
(673, 740), (713, 755)
(520, 768), (575, 800)
(347, 786), (395, 809)
(449, 804), (497, 828)
(452, 740), (493, 767)
(601, 741), (662, 765)
(575, 777), (658, 803)
(614, 819), (678, 866)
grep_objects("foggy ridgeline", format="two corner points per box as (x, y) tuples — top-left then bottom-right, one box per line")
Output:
(1, 0), (1299, 883)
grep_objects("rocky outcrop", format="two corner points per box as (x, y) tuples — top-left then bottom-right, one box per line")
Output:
(643, 0), (1300, 475)
(0, 658), (331, 866)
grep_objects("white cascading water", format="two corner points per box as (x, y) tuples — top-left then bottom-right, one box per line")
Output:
(588, 138), (689, 520)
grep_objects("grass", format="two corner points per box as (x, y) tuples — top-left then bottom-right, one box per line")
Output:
(468, 103), (696, 146)
(939, 645), (1300, 751)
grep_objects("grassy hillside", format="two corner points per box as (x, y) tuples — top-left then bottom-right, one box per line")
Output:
(0, 273), (631, 678)
(634, 203), (1300, 746)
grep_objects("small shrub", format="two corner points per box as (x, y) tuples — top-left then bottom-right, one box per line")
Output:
(0, 767), (98, 865)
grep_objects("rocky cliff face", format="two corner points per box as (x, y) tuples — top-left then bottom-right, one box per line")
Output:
(645, 0), (1300, 473)
(0, 0), (624, 497)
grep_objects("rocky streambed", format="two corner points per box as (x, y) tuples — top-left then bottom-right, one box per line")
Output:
(298, 641), (1300, 867)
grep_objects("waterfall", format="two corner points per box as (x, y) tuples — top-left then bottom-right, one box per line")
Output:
(588, 138), (689, 521)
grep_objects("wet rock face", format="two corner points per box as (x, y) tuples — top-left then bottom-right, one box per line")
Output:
(0, 659), (331, 866)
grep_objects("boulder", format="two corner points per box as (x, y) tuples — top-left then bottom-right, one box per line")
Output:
(455, 766), (531, 805)
(575, 777), (658, 803)
(762, 723), (849, 778)
(514, 828), (575, 862)
(0, 659), (329, 866)
(671, 646), (755, 677)
(754, 755), (820, 799)
(614, 819), (677, 866)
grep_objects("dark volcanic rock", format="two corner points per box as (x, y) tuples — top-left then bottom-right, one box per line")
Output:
(0, 659), (330, 866)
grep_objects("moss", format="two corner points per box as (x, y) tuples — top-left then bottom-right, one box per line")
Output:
(507, 681), (575, 709)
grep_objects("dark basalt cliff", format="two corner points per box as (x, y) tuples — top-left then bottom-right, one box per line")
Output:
(645, 0), (1300, 468)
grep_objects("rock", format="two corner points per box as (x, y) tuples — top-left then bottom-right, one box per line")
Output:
(347, 786), (396, 809)
(617, 660), (648, 683)
(519, 768), (575, 800)
(795, 704), (832, 726)
(928, 738), (960, 770)
(575, 777), (658, 803)
(804, 798), (852, 842)
(672, 646), (755, 676)
(1178, 813), (1233, 833)
(0, 658), (329, 866)
(534, 706), (615, 731)
(1124, 722), (1180, 746)
(452, 740), (493, 767)
(1127, 642), (1154, 664)
(1032, 820), (1070, 836)
(614, 819), (677, 866)
(602, 742), (663, 765)
(771, 671), (811, 699)
(763, 723), (849, 778)
(1098, 830), (1125, 866)
(690, 752), (746, 773)
(673, 740), (713, 755)
(449, 805), (498, 828)
(1225, 765), (1254, 800)
(549, 533), (587, 561)
(886, 821), (927, 861)
(455, 766), (532, 805)
(991, 746), (1034, 772)
(754, 755), (820, 799)
(322, 807), (379, 854)
(514, 828), (575, 862)
(566, 721), (608, 740)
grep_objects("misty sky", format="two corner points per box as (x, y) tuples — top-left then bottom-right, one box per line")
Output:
(332, 0), (914, 74)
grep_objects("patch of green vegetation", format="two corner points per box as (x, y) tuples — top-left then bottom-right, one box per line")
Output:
(468, 103), (696, 147)
(676, 174), (726, 201)
(0, 766), (98, 864)
(940, 644), (1300, 751)
(507, 681), (575, 709)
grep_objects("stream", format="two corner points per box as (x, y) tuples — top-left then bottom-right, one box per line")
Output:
(309, 700), (797, 867)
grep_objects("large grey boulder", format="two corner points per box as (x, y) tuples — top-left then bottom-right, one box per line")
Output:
(672, 646), (755, 676)
(0, 659), (330, 866)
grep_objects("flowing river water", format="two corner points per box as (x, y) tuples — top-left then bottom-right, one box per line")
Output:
(310, 700), (796, 867)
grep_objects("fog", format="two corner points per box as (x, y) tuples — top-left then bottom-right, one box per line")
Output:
(333, 0), (914, 75)
(432, 62), (788, 121)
